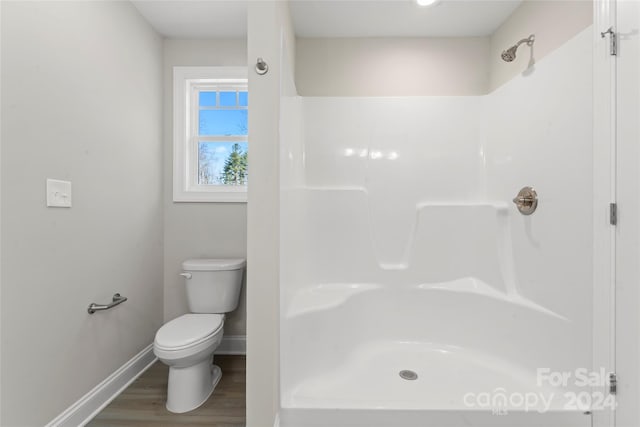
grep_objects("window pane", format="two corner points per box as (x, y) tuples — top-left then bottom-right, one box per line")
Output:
(219, 91), (237, 107)
(199, 91), (216, 107)
(199, 110), (247, 136)
(239, 91), (248, 106)
(198, 142), (248, 185)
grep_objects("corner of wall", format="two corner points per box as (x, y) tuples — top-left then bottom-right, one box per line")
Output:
(247, 1), (296, 425)
(488, 0), (593, 92)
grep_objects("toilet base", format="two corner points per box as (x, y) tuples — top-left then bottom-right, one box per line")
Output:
(166, 358), (222, 413)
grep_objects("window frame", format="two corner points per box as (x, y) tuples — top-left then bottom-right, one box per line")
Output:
(173, 66), (249, 203)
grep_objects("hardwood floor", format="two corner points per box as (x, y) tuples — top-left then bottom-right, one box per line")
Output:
(89, 355), (246, 427)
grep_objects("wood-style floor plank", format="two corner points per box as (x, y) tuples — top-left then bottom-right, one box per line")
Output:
(88, 355), (246, 426)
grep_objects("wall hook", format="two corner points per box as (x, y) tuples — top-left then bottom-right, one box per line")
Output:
(600, 26), (614, 38)
(256, 57), (269, 75)
(601, 27), (617, 56)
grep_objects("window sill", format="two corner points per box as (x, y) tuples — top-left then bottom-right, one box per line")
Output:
(173, 191), (247, 203)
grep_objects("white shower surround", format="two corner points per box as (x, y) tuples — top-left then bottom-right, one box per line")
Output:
(279, 27), (593, 427)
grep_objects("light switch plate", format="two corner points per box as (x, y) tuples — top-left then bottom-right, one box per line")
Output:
(46, 179), (72, 208)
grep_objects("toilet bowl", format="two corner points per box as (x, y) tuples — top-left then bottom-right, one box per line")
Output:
(154, 314), (224, 413)
(153, 259), (244, 413)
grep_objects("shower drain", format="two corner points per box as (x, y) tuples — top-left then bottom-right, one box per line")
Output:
(399, 370), (418, 381)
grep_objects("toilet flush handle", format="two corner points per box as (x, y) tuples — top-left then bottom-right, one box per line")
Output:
(179, 272), (192, 279)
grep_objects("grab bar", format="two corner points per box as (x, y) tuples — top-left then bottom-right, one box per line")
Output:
(88, 293), (127, 314)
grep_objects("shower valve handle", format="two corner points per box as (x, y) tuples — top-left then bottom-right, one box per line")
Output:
(512, 187), (538, 215)
(512, 195), (535, 205)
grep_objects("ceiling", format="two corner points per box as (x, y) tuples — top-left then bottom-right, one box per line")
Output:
(131, 1), (248, 39)
(291, 1), (522, 38)
(132, 0), (522, 39)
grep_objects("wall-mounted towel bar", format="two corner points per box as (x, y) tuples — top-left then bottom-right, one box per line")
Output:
(88, 293), (127, 314)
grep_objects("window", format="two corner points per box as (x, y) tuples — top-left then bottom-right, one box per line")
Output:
(173, 66), (248, 202)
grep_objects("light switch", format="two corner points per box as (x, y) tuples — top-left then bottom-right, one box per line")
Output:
(46, 179), (72, 208)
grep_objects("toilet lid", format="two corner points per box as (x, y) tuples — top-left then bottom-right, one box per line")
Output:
(155, 314), (223, 349)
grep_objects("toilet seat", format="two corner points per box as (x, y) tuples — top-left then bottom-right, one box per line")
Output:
(155, 314), (224, 351)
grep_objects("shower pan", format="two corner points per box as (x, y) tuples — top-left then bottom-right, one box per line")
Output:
(277, 6), (600, 427)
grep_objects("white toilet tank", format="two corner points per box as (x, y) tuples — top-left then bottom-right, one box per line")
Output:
(182, 259), (245, 313)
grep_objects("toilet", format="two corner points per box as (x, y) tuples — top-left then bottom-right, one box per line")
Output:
(153, 258), (245, 413)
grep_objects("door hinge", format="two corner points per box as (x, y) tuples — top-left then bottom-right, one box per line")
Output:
(601, 27), (618, 56)
(610, 203), (617, 225)
(609, 372), (617, 395)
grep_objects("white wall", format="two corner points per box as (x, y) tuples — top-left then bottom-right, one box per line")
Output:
(296, 37), (490, 96)
(279, 17), (304, 407)
(591, 4), (615, 427)
(294, 1), (592, 97)
(0, 2), (163, 426)
(246, 1), (296, 425)
(162, 39), (248, 336)
(0, 0), (3, 421)
(289, 26), (592, 300)
(615, 1), (640, 425)
(484, 25), (593, 360)
(300, 97), (484, 271)
(489, 0), (592, 91)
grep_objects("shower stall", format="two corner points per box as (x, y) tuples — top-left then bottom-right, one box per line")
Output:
(268, 2), (610, 426)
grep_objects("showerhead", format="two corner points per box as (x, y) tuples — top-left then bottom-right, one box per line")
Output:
(501, 46), (518, 62)
(501, 34), (535, 63)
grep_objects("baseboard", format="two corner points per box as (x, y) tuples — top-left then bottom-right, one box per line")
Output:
(216, 335), (246, 355)
(45, 343), (157, 427)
